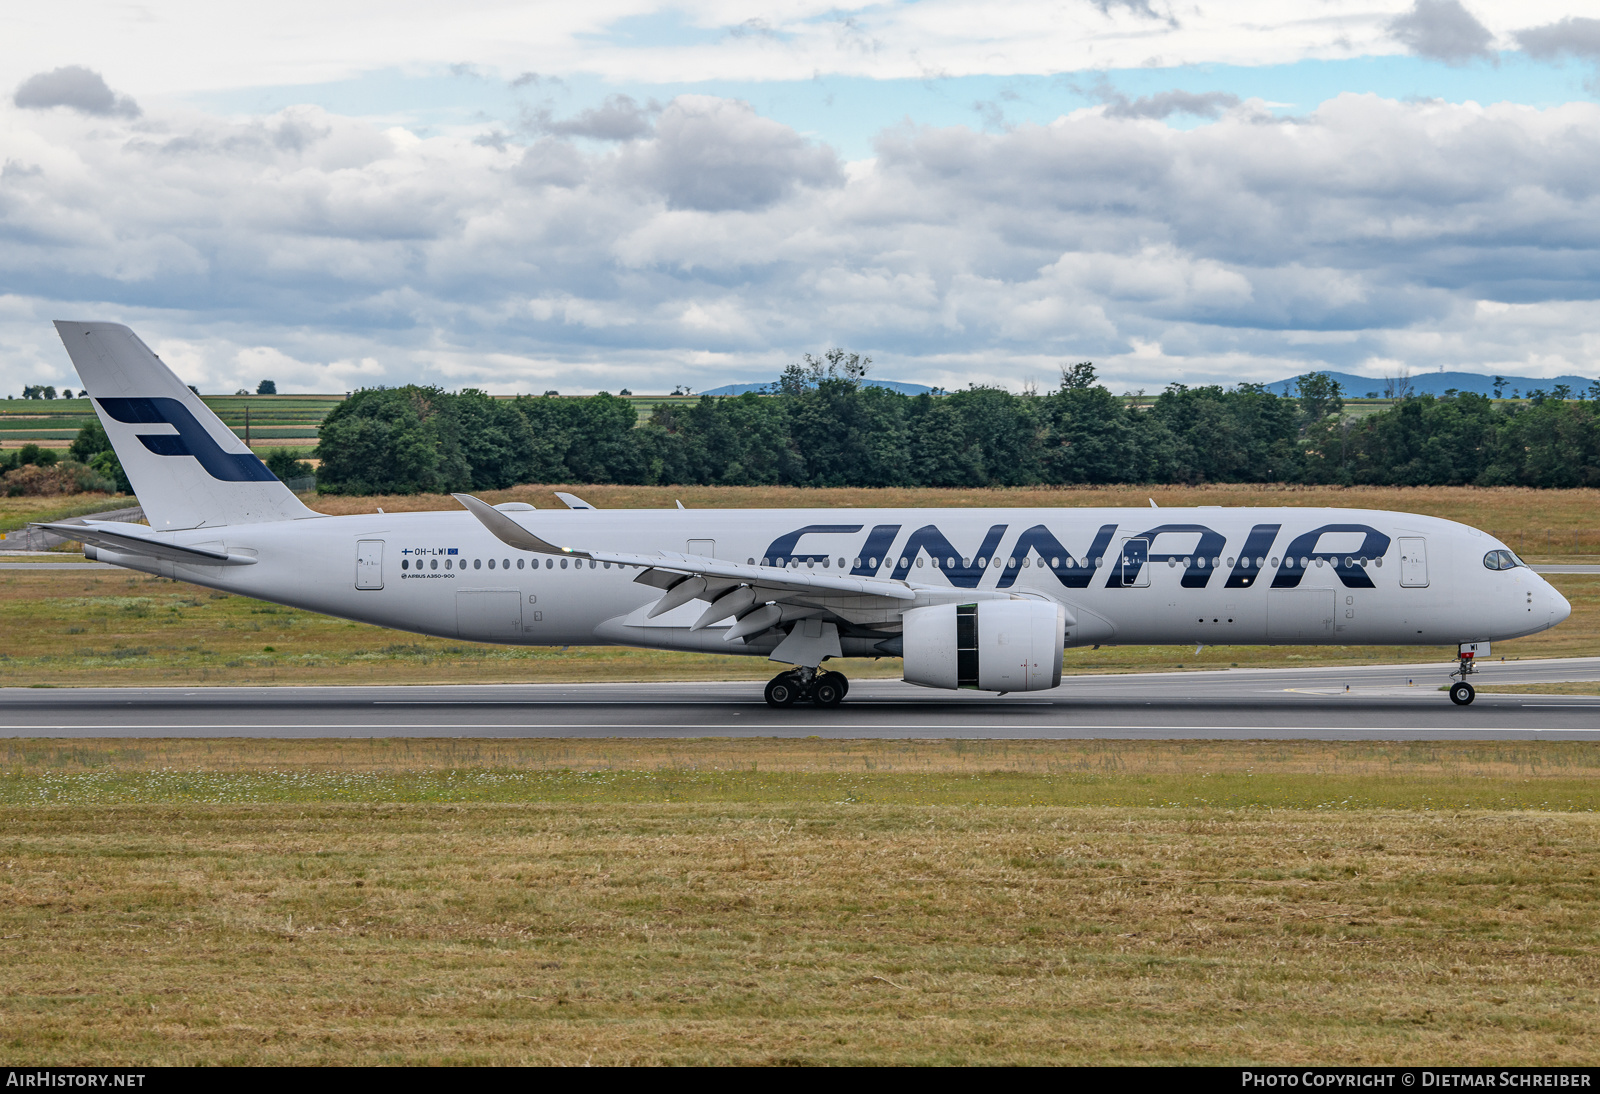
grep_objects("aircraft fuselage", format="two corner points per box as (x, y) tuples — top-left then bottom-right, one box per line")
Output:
(89, 505), (1571, 658)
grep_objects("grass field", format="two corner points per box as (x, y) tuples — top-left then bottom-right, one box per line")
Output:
(1477, 682), (1600, 696)
(0, 738), (1596, 1065)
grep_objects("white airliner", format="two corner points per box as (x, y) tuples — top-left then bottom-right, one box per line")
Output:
(38, 321), (1572, 708)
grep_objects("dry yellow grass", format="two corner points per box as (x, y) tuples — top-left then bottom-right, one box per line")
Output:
(1, 738), (1598, 1064)
(1476, 682), (1600, 696)
(7, 736), (1599, 781)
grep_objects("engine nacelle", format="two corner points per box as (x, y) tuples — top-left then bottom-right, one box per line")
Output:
(901, 600), (1066, 692)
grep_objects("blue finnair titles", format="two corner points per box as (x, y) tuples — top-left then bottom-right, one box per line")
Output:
(760, 521), (1390, 593)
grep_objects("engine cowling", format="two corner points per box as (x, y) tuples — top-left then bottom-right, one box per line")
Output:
(901, 600), (1066, 692)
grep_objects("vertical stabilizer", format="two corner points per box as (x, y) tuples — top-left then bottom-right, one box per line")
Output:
(53, 321), (317, 529)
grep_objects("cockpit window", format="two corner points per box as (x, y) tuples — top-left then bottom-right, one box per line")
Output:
(1483, 549), (1522, 571)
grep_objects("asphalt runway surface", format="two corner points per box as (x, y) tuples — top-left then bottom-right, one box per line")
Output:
(2, 657), (1598, 740)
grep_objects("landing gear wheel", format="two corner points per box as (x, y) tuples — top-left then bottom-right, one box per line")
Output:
(819, 670), (848, 698)
(1449, 681), (1476, 706)
(765, 673), (800, 708)
(813, 676), (844, 707)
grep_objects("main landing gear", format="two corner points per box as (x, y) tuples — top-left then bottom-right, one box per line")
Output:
(764, 667), (849, 708)
(1449, 652), (1478, 706)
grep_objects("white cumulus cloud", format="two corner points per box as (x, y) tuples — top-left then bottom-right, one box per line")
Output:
(3, 87), (1600, 396)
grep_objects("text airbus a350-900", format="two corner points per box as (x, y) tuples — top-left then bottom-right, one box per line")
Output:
(38, 322), (1571, 707)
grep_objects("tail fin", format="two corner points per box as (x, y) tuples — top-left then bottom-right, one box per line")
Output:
(53, 321), (316, 530)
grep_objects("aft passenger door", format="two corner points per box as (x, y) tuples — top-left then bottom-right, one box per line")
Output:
(1398, 538), (1428, 587)
(356, 540), (384, 590)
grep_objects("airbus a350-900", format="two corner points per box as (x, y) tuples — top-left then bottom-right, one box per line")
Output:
(37, 322), (1572, 707)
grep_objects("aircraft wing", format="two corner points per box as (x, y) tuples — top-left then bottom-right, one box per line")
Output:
(30, 520), (258, 565)
(454, 492), (917, 627)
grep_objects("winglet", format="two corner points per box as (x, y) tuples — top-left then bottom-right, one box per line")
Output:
(453, 493), (580, 556)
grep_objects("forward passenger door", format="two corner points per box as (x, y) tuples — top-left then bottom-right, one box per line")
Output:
(1398, 538), (1428, 587)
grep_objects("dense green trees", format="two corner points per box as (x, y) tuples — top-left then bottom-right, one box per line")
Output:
(309, 364), (1600, 495)
(65, 419), (131, 493)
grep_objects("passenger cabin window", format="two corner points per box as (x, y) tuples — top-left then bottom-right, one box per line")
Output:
(1483, 549), (1522, 571)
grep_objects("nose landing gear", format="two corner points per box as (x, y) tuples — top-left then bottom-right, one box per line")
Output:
(1449, 652), (1478, 706)
(763, 667), (849, 708)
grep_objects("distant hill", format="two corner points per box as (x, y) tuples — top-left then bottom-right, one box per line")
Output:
(698, 379), (935, 397)
(1264, 370), (1597, 399)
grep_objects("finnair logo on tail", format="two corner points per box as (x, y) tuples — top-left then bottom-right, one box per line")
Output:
(96, 397), (277, 483)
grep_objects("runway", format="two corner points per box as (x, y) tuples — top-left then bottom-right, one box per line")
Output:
(2, 657), (1598, 740)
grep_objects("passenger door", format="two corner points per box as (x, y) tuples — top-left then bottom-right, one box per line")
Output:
(1398, 538), (1429, 587)
(355, 540), (384, 590)
(1117, 538), (1149, 588)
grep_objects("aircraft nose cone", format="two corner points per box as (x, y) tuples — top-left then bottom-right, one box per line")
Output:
(1551, 586), (1572, 627)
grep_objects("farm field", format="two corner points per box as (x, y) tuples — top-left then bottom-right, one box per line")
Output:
(0, 392), (711, 455)
(0, 737), (1596, 1064)
(0, 395), (338, 457)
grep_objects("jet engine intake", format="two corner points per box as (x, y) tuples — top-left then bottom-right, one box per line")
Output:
(901, 600), (1066, 691)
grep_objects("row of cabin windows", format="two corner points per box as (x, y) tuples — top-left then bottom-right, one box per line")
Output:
(397, 552), (1394, 573)
(755, 555), (1108, 570)
(400, 557), (621, 571)
(749, 554), (1387, 571)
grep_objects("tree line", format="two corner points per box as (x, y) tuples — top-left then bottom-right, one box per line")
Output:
(298, 354), (1600, 494)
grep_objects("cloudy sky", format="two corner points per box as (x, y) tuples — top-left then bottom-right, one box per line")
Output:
(4, 1), (1600, 396)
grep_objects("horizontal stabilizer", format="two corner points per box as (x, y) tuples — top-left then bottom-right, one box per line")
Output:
(32, 521), (257, 566)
